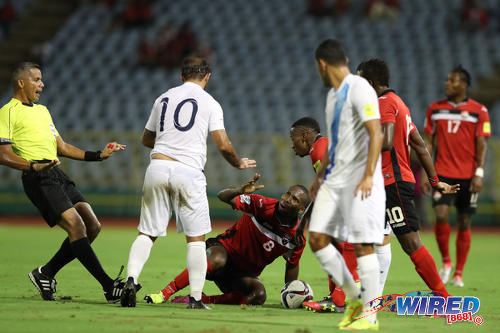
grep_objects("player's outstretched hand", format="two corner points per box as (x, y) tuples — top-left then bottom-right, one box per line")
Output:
(238, 157), (257, 169)
(354, 175), (373, 200)
(100, 142), (126, 160)
(469, 176), (483, 193)
(33, 159), (60, 172)
(309, 176), (322, 201)
(436, 182), (460, 194)
(240, 173), (265, 194)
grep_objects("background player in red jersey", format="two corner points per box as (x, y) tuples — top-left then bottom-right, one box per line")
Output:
(144, 174), (310, 305)
(357, 58), (459, 297)
(422, 65), (490, 287)
(289, 117), (358, 313)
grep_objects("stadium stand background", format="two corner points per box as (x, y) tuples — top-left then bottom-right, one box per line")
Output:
(0, 0), (499, 223)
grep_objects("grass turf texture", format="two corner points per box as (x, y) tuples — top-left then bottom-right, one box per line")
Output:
(0, 223), (498, 333)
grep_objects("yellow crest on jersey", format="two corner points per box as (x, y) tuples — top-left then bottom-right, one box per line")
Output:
(483, 122), (491, 134)
(313, 160), (321, 173)
(364, 104), (376, 117)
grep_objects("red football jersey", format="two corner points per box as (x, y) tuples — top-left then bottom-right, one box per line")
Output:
(309, 136), (328, 174)
(424, 98), (490, 179)
(217, 194), (305, 276)
(379, 90), (416, 186)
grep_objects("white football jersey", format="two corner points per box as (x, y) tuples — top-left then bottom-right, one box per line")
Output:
(323, 74), (382, 187)
(145, 81), (225, 170)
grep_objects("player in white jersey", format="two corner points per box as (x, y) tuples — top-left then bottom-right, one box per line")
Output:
(308, 40), (385, 330)
(121, 56), (257, 309)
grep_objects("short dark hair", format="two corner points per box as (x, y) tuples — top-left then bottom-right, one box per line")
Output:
(181, 55), (211, 81)
(356, 58), (390, 86)
(291, 117), (321, 133)
(315, 39), (347, 66)
(12, 62), (40, 86)
(451, 65), (471, 87)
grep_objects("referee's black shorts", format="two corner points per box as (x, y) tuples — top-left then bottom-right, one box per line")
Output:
(385, 181), (420, 236)
(22, 165), (86, 227)
(432, 176), (477, 215)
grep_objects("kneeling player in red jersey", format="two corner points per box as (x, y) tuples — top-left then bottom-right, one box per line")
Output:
(290, 117), (359, 313)
(357, 58), (459, 297)
(144, 174), (310, 305)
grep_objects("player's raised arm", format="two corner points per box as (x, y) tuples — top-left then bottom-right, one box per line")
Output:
(409, 129), (459, 195)
(217, 173), (264, 205)
(210, 129), (256, 169)
(56, 136), (125, 161)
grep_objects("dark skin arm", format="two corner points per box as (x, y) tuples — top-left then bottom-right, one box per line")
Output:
(409, 129), (459, 194)
(142, 129), (156, 149)
(382, 122), (395, 151)
(421, 133), (436, 193)
(217, 173), (264, 206)
(470, 136), (488, 193)
(309, 142), (330, 201)
(284, 262), (299, 283)
(0, 144), (59, 171)
(56, 136), (125, 160)
(293, 201), (312, 248)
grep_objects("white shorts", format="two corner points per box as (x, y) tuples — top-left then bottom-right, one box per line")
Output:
(383, 223), (392, 236)
(309, 180), (385, 244)
(138, 159), (211, 237)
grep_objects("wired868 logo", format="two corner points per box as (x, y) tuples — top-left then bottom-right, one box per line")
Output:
(368, 291), (483, 325)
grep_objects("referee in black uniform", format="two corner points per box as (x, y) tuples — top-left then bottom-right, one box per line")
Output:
(0, 62), (127, 303)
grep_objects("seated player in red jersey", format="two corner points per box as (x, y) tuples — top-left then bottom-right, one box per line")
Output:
(144, 174), (310, 305)
(422, 65), (490, 287)
(289, 117), (359, 313)
(356, 58), (459, 297)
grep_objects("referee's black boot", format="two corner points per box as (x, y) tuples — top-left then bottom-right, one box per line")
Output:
(104, 266), (126, 304)
(28, 267), (56, 301)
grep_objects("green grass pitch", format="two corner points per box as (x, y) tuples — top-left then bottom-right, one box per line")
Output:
(0, 223), (499, 332)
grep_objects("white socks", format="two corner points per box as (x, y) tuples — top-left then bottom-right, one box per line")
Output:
(375, 243), (391, 295)
(314, 244), (360, 300)
(187, 241), (207, 301)
(357, 253), (380, 324)
(126, 234), (154, 284)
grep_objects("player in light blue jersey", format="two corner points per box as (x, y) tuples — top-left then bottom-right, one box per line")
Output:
(308, 40), (385, 330)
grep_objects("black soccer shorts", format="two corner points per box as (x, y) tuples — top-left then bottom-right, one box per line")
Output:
(432, 176), (477, 214)
(385, 181), (420, 236)
(205, 238), (258, 294)
(22, 165), (87, 227)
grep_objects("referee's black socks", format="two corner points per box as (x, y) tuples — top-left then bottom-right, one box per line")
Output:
(41, 237), (75, 278)
(70, 237), (113, 290)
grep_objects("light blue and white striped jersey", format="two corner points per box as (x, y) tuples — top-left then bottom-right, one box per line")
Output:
(323, 74), (382, 187)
